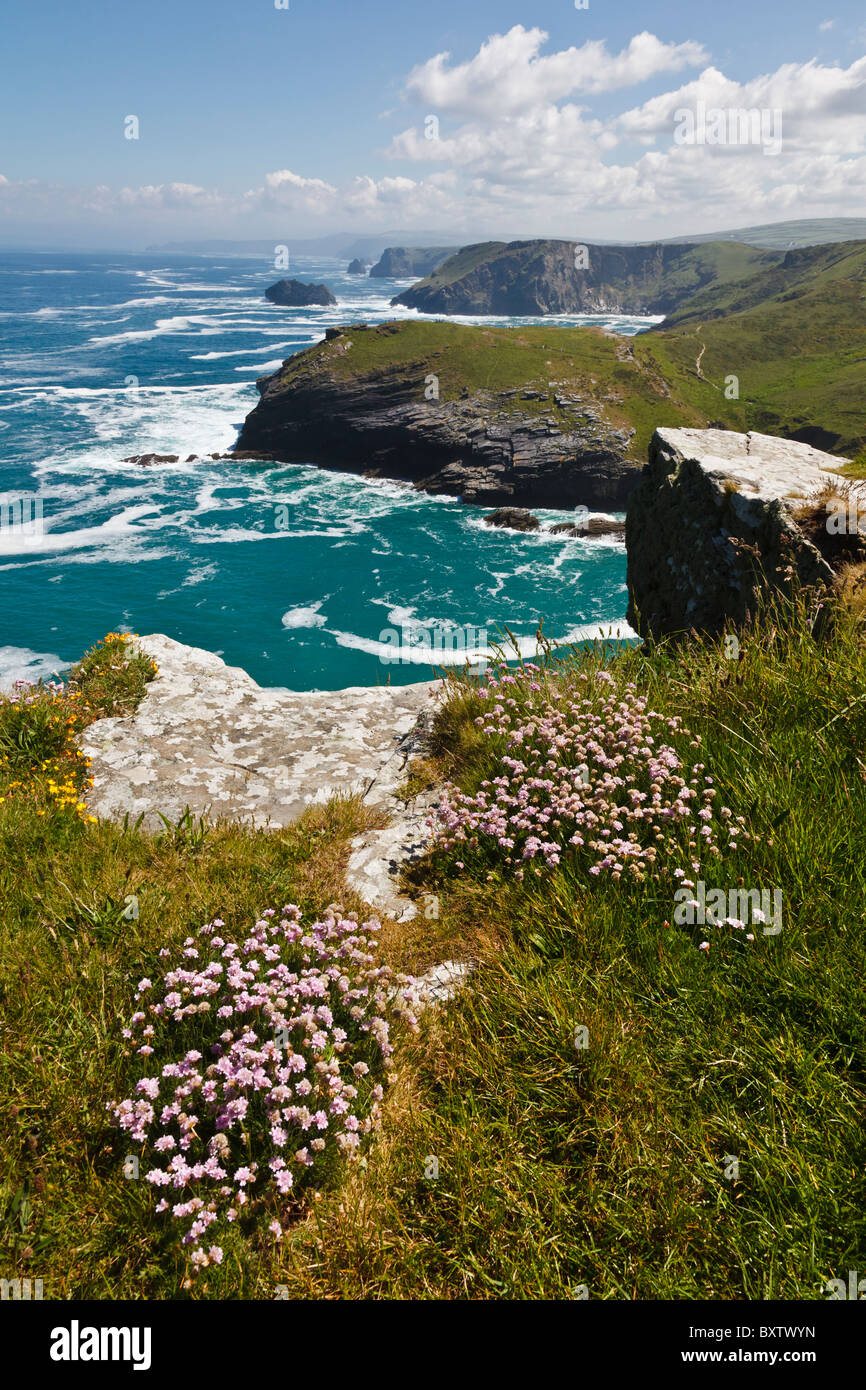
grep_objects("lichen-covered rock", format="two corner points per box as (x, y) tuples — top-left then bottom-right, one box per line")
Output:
(81, 635), (439, 830)
(626, 428), (856, 639)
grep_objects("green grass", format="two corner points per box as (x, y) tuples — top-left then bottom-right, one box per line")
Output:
(273, 596), (866, 1299)
(267, 239), (866, 464)
(0, 638), (392, 1298)
(2, 608), (864, 1299)
(363, 237), (866, 458)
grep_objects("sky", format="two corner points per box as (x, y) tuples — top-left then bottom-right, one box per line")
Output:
(1, 0), (865, 248)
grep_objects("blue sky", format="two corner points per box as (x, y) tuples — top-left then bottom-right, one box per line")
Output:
(1, 0), (864, 246)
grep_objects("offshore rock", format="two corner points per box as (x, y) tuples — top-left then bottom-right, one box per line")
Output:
(483, 507), (539, 531)
(265, 279), (336, 307)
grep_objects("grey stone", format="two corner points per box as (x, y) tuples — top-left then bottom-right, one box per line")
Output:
(626, 428), (859, 639)
(81, 634), (441, 832)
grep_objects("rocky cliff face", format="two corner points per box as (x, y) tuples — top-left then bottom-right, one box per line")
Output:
(368, 246), (460, 278)
(626, 428), (859, 639)
(392, 239), (772, 316)
(235, 324), (642, 507)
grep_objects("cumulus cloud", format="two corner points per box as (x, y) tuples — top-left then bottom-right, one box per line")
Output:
(382, 36), (866, 232)
(404, 26), (708, 117)
(2, 27), (865, 242)
(614, 56), (866, 156)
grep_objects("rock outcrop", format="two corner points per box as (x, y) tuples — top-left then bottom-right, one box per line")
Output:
(81, 635), (455, 925)
(368, 246), (459, 278)
(235, 322), (642, 508)
(122, 453), (179, 467)
(82, 635), (440, 832)
(626, 428), (858, 639)
(265, 279), (336, 307)
(483, 507), (539, 531)
(346, 259), (367, 275)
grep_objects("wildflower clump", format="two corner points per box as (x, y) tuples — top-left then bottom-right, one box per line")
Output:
(0, 633), (156, 824)
(111, 905), (419, 1272)
(434, 663), (743, 885)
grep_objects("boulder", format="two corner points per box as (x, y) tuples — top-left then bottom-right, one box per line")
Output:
(626, 427), (860, 639)
(265, 279), (336, 307)
(346, 258), (367, 275)
(483, 508), (540, 532)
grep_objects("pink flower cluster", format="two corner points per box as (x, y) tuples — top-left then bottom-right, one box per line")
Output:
(111, 905), (418, 1272)
(434, 664), (738, 883)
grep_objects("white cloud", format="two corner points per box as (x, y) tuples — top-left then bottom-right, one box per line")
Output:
(404, 26), (708, 117)
(2, 29), (865, 243)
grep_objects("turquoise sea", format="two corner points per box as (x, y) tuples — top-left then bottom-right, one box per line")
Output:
(0, 251), (656, 690)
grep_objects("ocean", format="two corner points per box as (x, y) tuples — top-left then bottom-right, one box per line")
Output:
(0, 250), (655, 691)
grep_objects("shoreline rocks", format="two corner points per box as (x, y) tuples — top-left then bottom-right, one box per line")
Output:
(484, 507), (539, 532)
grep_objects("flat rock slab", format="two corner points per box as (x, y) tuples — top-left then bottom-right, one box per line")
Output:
(652, 428), (857, 504)
(82, 634), (441, 832)
(345, 791), (440, 922)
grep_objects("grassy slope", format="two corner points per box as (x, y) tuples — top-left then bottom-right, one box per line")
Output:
(370, 237), (866, 455)
(645, 242), (866, 451)
(2, 604), (864, 1300)
(278, 596), (866, 1300)
(0, 638), (396, 1298)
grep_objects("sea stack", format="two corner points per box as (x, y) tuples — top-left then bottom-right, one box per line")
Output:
(265, 279), (336, 307)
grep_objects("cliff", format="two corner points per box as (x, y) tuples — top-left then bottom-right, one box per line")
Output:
(391, 239), (776, 316)
(368, 246), (460, 278)
(234, 319), (710, 507)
